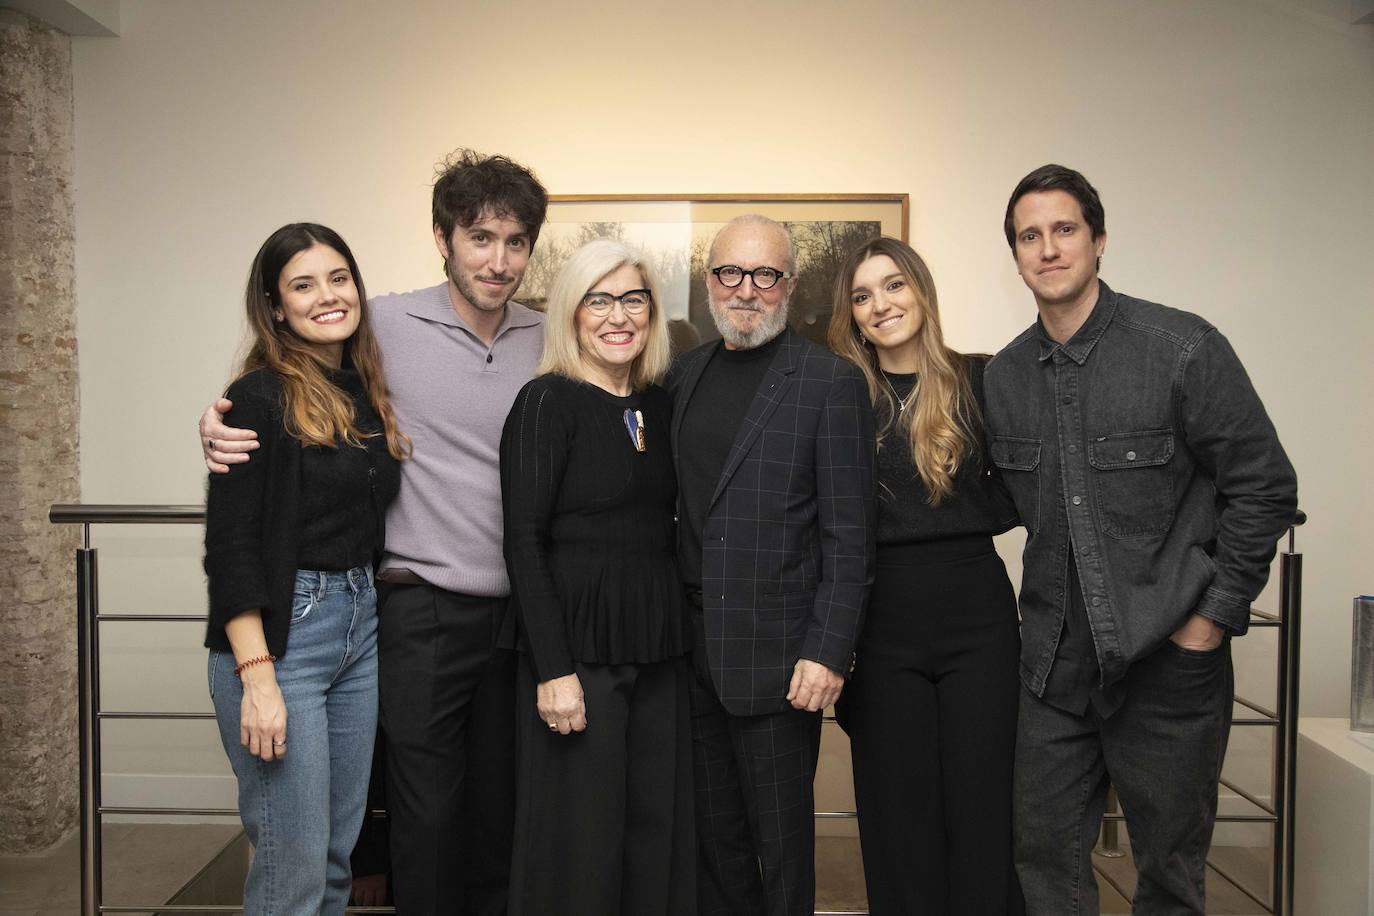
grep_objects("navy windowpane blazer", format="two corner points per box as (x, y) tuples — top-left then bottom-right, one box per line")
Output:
(668, 327), (877, 716)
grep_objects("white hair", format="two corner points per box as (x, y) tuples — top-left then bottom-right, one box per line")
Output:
(536, 239), (671, 388)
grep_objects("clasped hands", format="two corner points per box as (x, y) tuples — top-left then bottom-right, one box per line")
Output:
(787, 658), (844, 712)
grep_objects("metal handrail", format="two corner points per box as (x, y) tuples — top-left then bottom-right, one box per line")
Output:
(51, 504), (1305, 916)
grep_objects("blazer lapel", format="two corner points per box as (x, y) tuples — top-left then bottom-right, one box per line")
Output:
(708, 329), (800, 507)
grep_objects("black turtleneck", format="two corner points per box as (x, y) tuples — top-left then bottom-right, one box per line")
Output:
(677, 332), (786, 589)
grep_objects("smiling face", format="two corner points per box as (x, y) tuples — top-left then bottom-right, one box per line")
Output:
(1011, 189), (1106, 311)
(275, 243), (361, 366)
(705, 221), (795, 350)
(575, 263), (651, 390)
(433, 209), (532, 318)
(850, 254), (925, 363)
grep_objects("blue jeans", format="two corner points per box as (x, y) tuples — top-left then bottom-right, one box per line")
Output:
(209, 567), (379, 916)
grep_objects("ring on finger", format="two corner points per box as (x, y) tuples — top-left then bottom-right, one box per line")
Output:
(208, 438), (216, 451)
(547, 721), (558, 731)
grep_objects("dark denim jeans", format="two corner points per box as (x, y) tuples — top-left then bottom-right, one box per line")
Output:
(1013, 638), (1233, 916)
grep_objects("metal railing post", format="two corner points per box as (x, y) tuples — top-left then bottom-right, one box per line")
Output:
(76, 523), (102, 916)
(1095, 785), (1125, 858)
(1273, 523), (1302, 916)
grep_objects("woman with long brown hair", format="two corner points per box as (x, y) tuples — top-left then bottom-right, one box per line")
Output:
(828, 237), (1022, 915)
(204, 223), (407, 914)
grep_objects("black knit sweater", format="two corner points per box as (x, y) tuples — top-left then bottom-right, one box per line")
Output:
(500, 374), (688, 682)
(203, 366), (400, 658)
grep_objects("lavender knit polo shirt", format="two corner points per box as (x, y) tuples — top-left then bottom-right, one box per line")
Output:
(371, 283), (543, 597)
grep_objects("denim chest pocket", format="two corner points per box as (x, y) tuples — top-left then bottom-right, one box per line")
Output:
(990, 436), (1041, 532)
(1089, 429), (1175, 538)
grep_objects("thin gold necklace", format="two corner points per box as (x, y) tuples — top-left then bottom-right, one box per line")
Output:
(882, 371), (916, 412)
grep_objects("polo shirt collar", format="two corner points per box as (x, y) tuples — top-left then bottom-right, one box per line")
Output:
(405, 283), (542, 337)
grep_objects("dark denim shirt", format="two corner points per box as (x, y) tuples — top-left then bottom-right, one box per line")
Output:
(984, 281), (1298, 694)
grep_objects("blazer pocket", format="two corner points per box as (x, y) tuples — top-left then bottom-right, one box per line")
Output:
(758, 590), (813, 621)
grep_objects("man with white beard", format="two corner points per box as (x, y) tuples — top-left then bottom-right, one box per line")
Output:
(667, 215), (876, 915)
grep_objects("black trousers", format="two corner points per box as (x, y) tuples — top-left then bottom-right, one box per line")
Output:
(839, 538), (1023, 916)
(510, 655), (696, 915)
(1014, 639), (1234, 916)
(376, 582), (515, 916)
(689, 611), (823, 916)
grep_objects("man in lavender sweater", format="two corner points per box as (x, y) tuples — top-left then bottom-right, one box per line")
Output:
(201, 150), (548, 914)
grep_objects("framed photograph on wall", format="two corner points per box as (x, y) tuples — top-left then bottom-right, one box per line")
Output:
(515, 194), (909, 351)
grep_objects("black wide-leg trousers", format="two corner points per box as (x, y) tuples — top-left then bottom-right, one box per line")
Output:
(840, 537), (1023, 916)
(376, 582), (515, 916)
(510, 655), (696, 916)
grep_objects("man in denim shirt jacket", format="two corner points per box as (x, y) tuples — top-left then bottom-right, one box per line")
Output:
(984, 164), (1298, 916)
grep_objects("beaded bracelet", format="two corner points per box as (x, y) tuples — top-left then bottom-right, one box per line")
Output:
(234, 654), (276, 678)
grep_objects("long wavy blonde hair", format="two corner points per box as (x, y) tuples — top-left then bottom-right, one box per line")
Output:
(827, 237), (977, 505)
(240, 223), (409, 460)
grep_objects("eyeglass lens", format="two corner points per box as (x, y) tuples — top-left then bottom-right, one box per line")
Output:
(714, 266), (783, 290)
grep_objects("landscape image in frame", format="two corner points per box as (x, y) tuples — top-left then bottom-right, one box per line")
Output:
(515, 195), (910, 352)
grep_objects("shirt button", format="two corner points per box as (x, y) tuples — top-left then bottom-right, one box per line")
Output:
(1081, 546), (1091, 555)
(1062, 396), (1073, 404)
(1071, 496), (1082, 506)
(1091, 597), (1102, 607)
(1126, 450), (1137, 461)
(1068, 444), (1078, 453)
(486, 354), (493, 364)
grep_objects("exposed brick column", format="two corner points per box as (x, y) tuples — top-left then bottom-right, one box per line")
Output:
(0, 8), (81, 853)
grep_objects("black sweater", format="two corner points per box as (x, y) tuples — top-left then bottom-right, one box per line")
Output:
(500, 374), (688, 682)
(203, 367), (400, 658)
(875, 356), (1018, 547)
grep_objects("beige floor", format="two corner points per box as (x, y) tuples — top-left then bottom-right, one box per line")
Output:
(0, 823), (241, 916)
(816, 836), (1273, 914)
(2, 826), (1271, 915)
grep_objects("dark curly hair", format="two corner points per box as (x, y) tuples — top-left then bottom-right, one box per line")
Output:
(432, 148), (548, 252)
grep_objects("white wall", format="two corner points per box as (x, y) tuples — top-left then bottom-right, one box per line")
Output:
(71, 0), (1373, 821)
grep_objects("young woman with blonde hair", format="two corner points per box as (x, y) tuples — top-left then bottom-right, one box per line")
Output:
(828, 237), (1023, 915)
(204, 222), (406, 914)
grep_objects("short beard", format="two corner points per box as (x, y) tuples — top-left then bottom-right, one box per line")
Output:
(447, 257), (513, 314)
(708, 293), (789, 349)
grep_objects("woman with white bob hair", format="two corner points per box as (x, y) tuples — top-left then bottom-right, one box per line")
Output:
(500, 239), (695, 914)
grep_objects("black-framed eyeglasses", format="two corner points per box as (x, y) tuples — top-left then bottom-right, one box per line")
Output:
(709, 265), (793, 290)
(580, 289), (653, 316)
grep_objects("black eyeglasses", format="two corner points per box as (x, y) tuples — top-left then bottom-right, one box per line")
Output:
(709, 265), (792, 290)
(580, 289), (652, 316)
